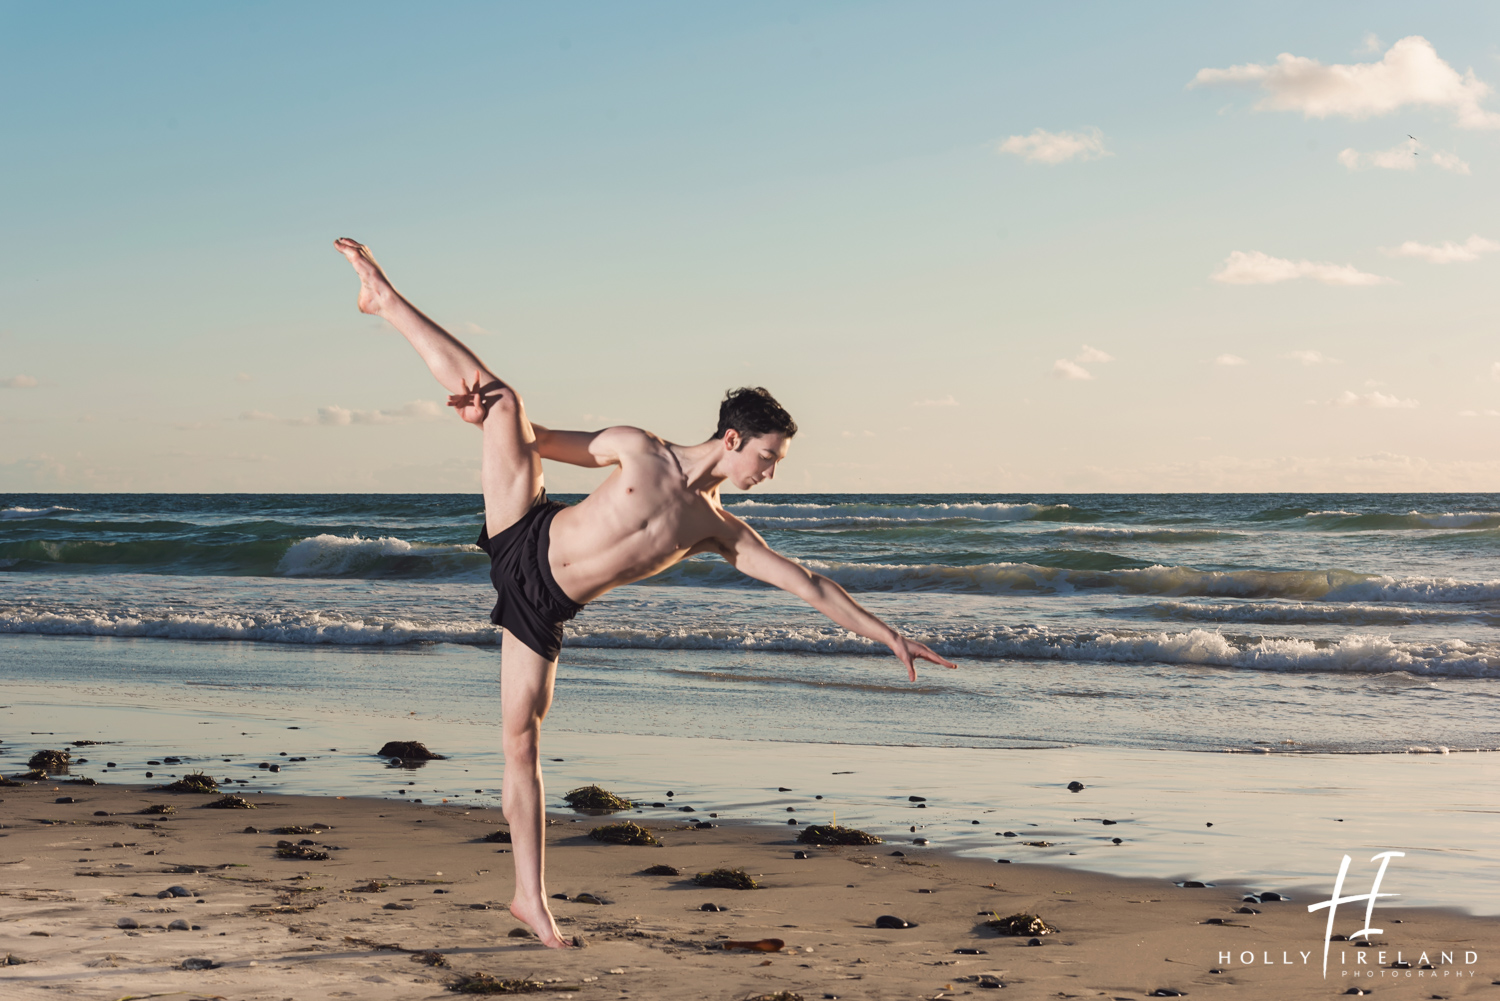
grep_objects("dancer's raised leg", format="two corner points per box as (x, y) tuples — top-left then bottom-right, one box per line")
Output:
(499, 629), (572, 948)
(334, 237), (540, 535)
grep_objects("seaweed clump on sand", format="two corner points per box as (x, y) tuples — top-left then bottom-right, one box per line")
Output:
(562, 785), (632, 812)
(480, 828), (513, 844)
(588, 822), (659, 846)
(0, 774), (20, 787)
(377, 741), (446, 761)
(447, 972), (552, 994)
(205, 794), (256, 810)
(796, 824), (882, 846)
(13, 770), (46, 781)
(28, 750), (70, 773)
(985, 912), (1058, 936)
(141, 804), (176, 816)
(693, 868), (760, 890)
(276, 843), (331, 861)
(747, 994), (805, 1001)
(155, 773), (219, 794)
(640, 864), (680, 876)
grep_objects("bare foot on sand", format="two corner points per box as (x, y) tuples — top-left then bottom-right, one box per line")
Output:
(510, 896), (573, 949)
(333, 237), (396, 316)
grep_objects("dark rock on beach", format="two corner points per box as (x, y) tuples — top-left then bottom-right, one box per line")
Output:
(481, 828), (513, 843)
(640, 864), (679, 876)
(1067, 781), (1085, 792)
(376, 741), (445, 761)
(874, 914), (916, 929)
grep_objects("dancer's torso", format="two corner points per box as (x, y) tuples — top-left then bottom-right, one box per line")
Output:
(545, 435), (732, 604)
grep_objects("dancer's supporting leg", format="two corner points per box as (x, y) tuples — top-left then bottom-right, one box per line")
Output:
(334, 238), (571, 948)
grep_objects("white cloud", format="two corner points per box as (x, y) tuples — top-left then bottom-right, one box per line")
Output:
(1191, 36), (1500, 130)
(1285, 349), (1340, 365)
(460, 321), (493, 336)
(1212, 250), (1391, 286)
(1052, 359), (1093, 381)
(1359, 33), (1384, 55)
(1459, 409), (1500, 417)
(1075, 344), (1114, 364)
(1338, 137), (1470, 173)
(1332, 389), (1418, 409)
(1428, 150), (1472, 173)
(1214, 354), (1248, 366)
(1, 375), (38, 388)
(997, 127), (1110, 164)
(1384, 234), (1499, 263)
(912, 395), (959, 407)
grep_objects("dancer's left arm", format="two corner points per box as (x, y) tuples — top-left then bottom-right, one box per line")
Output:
(712, 516), (956, 682)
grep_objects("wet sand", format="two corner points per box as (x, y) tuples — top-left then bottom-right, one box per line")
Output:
(1, 779), (1495, 1000)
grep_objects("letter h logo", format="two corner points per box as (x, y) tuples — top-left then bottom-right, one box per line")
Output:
(1307, 851), (1403, 978)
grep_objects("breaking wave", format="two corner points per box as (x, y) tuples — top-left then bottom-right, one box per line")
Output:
(724, 500), (1079, 528)
(3, 606), (1496, 677)
(1, 505), (80, 520)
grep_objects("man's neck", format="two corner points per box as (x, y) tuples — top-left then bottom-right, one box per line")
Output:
(671, 439), (729, 495)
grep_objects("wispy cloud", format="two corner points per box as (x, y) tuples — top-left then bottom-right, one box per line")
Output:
(997, 127), (1110, 164)
(912, 395), (959, 407)
(1, 375), (38, 388)
(241, 400), (444, 426)
(1384, 234), (1500, 263)
(1285, 349), (1340, 366)
(1211, 250), (1391, 286)
(1214, 354), (1248, 366)
(1051, 345), (1115, 381)
(1332, 389), (1418, 409)
(1190, 36), (1500, 130)
(1337, 137), (1471, 173)
(1460, 409), (1500, 417)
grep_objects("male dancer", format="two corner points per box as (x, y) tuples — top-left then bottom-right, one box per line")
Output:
(334, 238), (956, 947)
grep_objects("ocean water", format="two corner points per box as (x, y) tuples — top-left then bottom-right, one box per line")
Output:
(4, 492), (1498, 911)
(2, 492), (1499, 754)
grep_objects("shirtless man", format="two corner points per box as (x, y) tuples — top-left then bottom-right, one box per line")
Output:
(334, 238), (956, 947)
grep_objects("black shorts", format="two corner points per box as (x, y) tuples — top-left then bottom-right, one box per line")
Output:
(476, 493), (583, 661)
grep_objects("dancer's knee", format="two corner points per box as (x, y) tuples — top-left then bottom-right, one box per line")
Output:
(502, 723), (542, 764)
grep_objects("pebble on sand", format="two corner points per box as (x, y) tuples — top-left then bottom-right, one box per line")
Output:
(1067, 781), (1085, 792)
(874, 915), (916, 929)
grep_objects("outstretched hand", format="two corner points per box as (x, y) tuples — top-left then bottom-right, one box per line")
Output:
(890, 635), (957, 682)
(447, 370), (498, 426)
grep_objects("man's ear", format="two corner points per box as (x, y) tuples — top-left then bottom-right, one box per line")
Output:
(722, 429), (741, 452)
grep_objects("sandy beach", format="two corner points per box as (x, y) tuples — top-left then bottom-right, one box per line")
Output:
(1, 777), (1494, 1001)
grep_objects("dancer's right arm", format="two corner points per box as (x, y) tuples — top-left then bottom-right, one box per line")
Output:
(528, 425), (651, 468)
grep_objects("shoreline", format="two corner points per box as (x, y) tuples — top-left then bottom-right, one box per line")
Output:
(2, 778), (1496, 1000)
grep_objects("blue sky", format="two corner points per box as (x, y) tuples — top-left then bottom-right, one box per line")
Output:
(3, 2), (1498, 492)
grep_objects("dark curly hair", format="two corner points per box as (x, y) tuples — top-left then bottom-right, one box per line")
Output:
(713, 387), (798, 444)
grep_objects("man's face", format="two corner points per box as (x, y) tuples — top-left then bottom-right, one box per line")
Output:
(722, 431), (791, 490)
